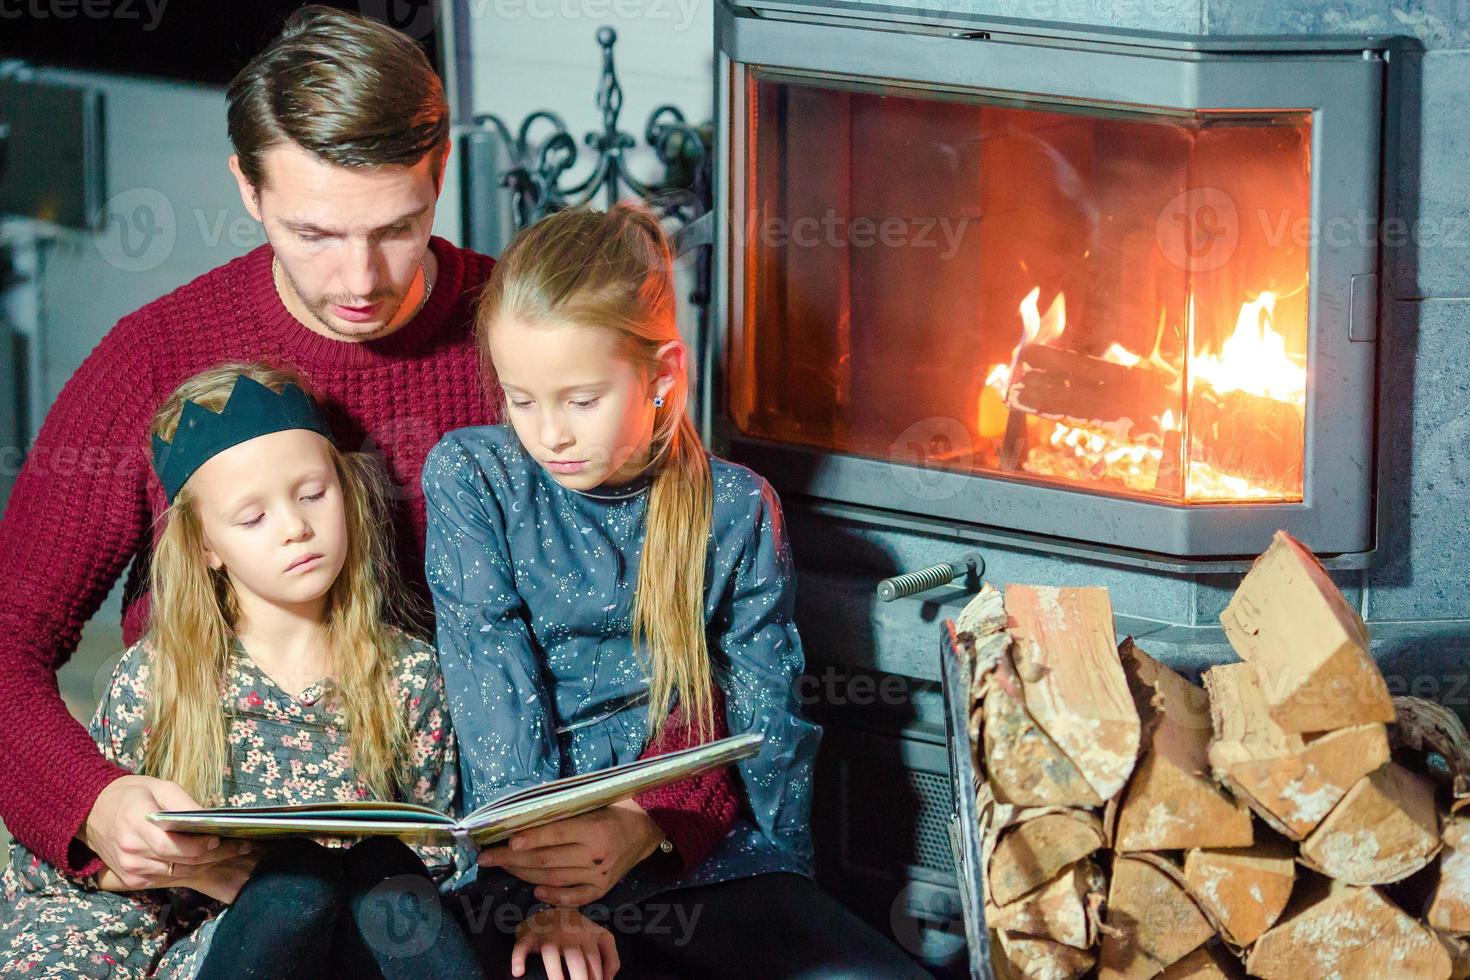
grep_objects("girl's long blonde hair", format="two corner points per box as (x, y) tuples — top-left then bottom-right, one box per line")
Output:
(476, 204), (716, 745)
(143, 363), (411, 805)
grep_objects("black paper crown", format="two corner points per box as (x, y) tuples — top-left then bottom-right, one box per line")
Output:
(151, 375), (334, 503)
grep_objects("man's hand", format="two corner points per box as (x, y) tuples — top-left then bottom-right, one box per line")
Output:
(79, 774), (252, 890)
(94, 850), (261, 904)
(480, 799), (664, 906)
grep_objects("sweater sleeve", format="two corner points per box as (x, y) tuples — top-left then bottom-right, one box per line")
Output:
(634, 687), (741, 876)
(0, 314), (157, 875)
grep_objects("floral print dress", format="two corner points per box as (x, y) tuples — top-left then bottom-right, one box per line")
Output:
(0, 632), (458, 979)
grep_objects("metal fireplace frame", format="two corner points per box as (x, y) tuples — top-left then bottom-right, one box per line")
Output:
(710, 0), (1397, 562)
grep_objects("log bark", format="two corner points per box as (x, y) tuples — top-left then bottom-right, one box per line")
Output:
(988, 809), (1107, 906)
(1006, 585), (1141, 804)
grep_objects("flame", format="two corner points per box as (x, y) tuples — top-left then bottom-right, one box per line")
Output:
(1187, 291), (1306, 404)
(978, 284), (1306, 503)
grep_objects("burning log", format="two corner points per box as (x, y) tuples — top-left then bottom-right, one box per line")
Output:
(1220, 530), (1395, 733)
(1113, 641), (1254, 851)
(1189, 387), (1304, 489)
(1005, 343), (1174, 427)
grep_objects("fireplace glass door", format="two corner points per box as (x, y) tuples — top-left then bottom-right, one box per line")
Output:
(729, 71), (1313, 505)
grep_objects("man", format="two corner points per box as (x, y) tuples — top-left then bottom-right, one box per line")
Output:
(0, 7), (496, 893)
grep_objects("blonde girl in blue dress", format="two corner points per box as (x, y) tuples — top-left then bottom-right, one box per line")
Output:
(424, 205), (929, 979)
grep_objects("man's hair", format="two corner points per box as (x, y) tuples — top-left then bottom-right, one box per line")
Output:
(227, 5), (449, 192)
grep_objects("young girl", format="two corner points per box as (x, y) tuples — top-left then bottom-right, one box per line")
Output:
(423, 205), (930, 979)
(0, 364), (484, 979)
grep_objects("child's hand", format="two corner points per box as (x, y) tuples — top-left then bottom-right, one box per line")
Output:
(512, 906), (620, 980)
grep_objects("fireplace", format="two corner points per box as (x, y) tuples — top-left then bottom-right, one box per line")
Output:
(712, 3), (1392, 561)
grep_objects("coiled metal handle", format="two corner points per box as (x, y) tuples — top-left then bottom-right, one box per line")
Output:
(877, 552), (985, 602)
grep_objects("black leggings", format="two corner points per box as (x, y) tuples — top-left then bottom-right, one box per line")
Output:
(194, 836), (486, 980)
(449, 872), (933, 980)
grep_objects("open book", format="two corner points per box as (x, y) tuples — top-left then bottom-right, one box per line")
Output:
(148, 732), (762, 849)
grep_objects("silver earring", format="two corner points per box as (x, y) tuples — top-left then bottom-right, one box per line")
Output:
(653, 395), (665, 408)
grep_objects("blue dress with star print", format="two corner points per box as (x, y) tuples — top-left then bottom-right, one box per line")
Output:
(421, 424), (820, 908)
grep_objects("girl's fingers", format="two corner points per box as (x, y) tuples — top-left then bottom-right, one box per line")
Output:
(597, 930), (620, 979)
(584, 940), (604, 980)
(510, 935), (529, 977)
(563, 944), (589, 980)
(540, 944), (567, 980)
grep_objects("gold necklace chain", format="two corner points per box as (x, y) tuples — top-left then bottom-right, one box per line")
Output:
(272, 254), (434, 321)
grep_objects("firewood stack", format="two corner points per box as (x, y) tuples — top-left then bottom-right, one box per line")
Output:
(953, 530), (1470, 979)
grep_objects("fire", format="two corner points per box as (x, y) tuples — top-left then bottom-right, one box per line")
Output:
(979, 286), (1306, 503)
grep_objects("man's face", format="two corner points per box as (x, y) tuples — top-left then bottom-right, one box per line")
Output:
(233, 142), (442, 340)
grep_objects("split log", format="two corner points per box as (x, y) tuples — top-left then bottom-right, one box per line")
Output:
(989, 860), (1105, 950)
(1006, 585), (1141, 803)
(1204, 662), (1389, 839)
(1182, 838), (1296, 947)
(1219, 530), (1394, 733)
(1429, 843), (1470, 933)
(1159, 944), (1246, 979)
(1114, 642), (1253, 851)
(983, 655), (1104, 808)
(995, 930), (1096, 980)
(1099, 853), (1215, 979)
(1436, 931), (1470, 980)
(1190, 387), (1304, 489)
(988, 809), (1106, 906)
(1299, 762), (1440, 886)
(1245, 878), (1451, 979)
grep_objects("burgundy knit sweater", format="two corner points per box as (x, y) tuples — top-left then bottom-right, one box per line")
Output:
(0, 237), (737, 877)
